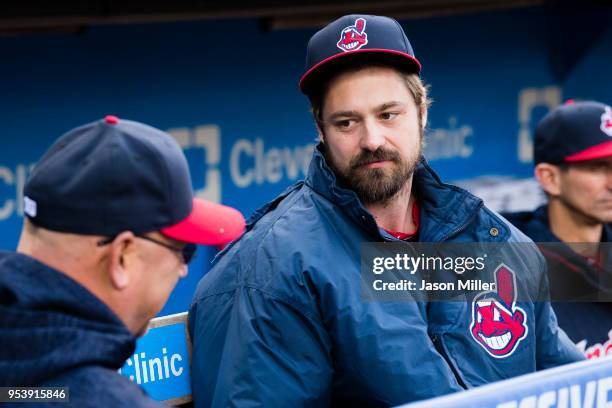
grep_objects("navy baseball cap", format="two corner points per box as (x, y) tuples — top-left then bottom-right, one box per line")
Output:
(534, 101), (612, 164)
(299, 14), (421, 95)
(23, 115), (245, 245)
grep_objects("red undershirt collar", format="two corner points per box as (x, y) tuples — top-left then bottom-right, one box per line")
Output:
(383, 201), (420, 240)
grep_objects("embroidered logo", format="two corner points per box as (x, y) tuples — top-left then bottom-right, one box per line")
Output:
(470, 264), (528, 358)
(337, 18), (368, 52)
(24, 196), (37, 218)
(601, 106), (612, 137)
(576, 330), (612, 359)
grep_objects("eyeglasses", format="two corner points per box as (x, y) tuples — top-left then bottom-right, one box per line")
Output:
(97, 235), (197, 264)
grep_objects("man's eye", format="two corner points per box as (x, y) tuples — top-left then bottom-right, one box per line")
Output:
(380, 112), (398, 120)
(334, 120), (354, 129)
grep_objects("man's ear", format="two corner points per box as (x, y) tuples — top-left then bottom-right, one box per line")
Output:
(315, 120), (325, 144)
(108, 231), (136, 290)
(534, 163), (562, 196)
(420, 105), (428, 130)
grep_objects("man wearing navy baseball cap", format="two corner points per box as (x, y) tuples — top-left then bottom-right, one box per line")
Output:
(0, 116), (245, 407)
(190, 15), (582, 407)
(505, 101), (612, 359)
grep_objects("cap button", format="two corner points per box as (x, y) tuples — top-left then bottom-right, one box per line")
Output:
(104, 115), (119, 125)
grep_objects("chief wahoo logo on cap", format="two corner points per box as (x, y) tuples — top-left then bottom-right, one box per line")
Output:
(337, 18), (368, 52)
(470, 265), (528, 358)
(601, 106), (612, 137)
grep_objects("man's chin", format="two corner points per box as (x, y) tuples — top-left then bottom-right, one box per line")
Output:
(597, 214), (612, 224)
(586, 207), (612, 224)
(135, 321), (150, 337)
(352, 178), (408, 204)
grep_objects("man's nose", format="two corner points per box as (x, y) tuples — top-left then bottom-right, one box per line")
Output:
(359, 121), (386, 152)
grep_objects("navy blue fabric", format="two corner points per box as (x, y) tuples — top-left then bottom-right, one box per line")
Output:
(300, 14), (420, 94)
(504, 205), (611, 244)
(504, 206), (612, 357)
(189, 146), (583, 408)
(24, 118), (193, 236)
(0, 251), (164, 408)
(534, 101), (612, 164)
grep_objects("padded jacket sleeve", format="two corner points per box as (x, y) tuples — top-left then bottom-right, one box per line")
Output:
(189, 286), (333, 408)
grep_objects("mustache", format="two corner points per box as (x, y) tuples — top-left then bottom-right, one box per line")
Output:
(350, 148), (401, 170)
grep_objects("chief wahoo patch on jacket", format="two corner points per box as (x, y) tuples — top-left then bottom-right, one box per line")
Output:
(470, 264), (528, 358)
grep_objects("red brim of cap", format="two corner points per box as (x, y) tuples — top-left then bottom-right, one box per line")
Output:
(299, 49), (422, 93)
(565, 140), (612, 162)
(161, 198), (245, 246)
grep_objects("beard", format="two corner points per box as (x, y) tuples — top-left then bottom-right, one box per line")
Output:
(323, 142), (421, 206)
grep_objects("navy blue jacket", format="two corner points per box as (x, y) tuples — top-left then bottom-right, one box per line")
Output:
(190, 147), (583, 407)
(0, 251), (164, 408)
(504, 205), (612, 359)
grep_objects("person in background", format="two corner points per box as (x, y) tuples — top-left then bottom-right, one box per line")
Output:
(505, 100), (612, 359)
(0, 116), (245, 407)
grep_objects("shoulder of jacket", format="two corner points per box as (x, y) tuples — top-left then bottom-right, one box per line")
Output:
(235, 185), (339, 253)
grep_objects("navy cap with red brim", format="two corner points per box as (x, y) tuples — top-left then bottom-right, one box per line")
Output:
(299, 14), (421, 95)
(534, 101), (612, 164)
(23, 115), (246, 245)
(161, 198), (245, 246)
(565, 140), (612, 162)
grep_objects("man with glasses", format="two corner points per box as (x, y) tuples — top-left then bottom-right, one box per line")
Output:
(0, 115), (245, 407)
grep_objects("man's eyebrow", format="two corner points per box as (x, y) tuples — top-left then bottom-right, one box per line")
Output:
(327, 110), (359, 121)
(326, 102), (406, 121)
(376, 101), (405, 111)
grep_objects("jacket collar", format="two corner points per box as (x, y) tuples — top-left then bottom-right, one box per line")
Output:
(531, 205), (560, 242)
(304, 144), (484, 242)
